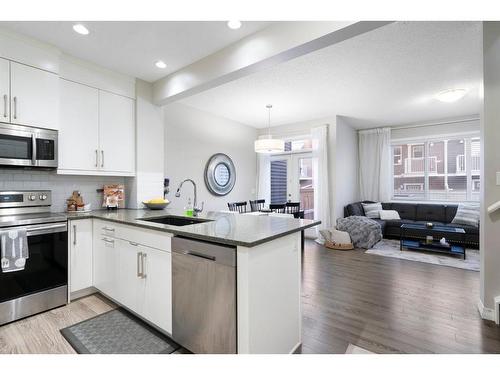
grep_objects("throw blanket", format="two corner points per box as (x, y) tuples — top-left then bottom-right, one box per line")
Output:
(336, 216), (382, 249)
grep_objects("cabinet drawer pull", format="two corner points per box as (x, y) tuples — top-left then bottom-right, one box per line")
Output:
(102, 238), (114, 243)
(3, 94), (7, 118)
(129, 241), (139, 246)
(141, 253), (147, 279)
(137, 251), (142, 278)
(102, 227), (115, 232)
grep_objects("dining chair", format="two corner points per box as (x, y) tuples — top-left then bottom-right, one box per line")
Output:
(249, 199), (265, 212)
(285, 202), (300, 214)
(227, 201), (248, 213)
(269, 203), (286, 213)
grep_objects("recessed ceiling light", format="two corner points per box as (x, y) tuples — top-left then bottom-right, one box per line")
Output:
(155, 60), (167, 69)
(72, 24), (89, 35)
(436, 88), (468, 103)
(227, 20), (242, 30)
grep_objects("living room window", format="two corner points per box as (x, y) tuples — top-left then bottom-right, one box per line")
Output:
(392, 135), (480, 202)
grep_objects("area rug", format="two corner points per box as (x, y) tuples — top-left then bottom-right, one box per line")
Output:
(345, 343), (374, 354)
(365, 239), (479, 271)
(60, 308), (180, 354)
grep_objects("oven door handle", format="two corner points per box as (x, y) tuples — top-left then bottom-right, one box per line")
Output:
(21, 223), (68, 236)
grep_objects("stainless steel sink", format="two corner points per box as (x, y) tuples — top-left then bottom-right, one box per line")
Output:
(138, 215), (212, 227)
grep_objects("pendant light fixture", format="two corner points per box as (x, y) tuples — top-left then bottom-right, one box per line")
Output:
(254, 104), (285, 153)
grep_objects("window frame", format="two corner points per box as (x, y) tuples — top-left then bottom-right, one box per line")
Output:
(391, 133), (480, 203)
(393, 145), (402, 165)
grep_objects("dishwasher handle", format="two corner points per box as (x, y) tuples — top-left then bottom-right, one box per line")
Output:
(183, 250), (216, 262)
(172, 237), (236, 267)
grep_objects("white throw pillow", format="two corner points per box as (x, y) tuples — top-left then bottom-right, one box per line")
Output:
(362, 202), (382, 219)
(379, 210), (401, 220)
(452, 203), (480, 228)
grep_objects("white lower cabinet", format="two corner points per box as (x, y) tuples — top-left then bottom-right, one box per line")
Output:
(69, 219), (93, 293)
(92, 223), (120, 299)
(90, 219), (172, 334)
(142, 245), (172, 333)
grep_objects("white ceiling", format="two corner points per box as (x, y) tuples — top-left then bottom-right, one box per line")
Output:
(179, 21), (482, 129)
(0, 21), (271, 82)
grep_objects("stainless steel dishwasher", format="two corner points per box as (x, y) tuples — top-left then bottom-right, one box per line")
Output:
(172, 236), (237, 354)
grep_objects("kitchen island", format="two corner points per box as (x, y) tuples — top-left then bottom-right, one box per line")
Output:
(67, 209), (320, 354)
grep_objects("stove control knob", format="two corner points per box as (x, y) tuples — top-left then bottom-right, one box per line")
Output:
(39, 194), (47, 201)
(28, 195), (36, 201)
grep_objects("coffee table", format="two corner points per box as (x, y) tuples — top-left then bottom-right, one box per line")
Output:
(400, 223), (466, 259)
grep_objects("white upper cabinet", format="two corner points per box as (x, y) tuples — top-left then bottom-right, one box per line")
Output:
(10, 62), (59, 130)
(58, 81), (136, 176)
(0, 58), (9, 121)
(59, 79), (99, 171)
(98, 91), (135, 175)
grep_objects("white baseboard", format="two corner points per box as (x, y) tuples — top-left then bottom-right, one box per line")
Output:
(477, 299), (496, 322)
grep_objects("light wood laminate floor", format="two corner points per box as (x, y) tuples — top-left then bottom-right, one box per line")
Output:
(1, 240), (500, 354)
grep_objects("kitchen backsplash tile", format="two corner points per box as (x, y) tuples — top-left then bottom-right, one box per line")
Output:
(0, 169), (125, 212)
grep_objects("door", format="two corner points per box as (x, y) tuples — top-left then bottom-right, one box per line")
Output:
(59, 79), (99, 171)
(0, 58), (9, 122)
(98, 91), (135, 174)
(270, 153), (315, 220)
(142, 247), (172, 334)
(93, 230), (119, 299)
(10, 62), (59, 130)
(69, 219), (93, 293)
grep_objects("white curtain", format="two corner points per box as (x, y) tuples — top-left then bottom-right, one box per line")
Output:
(358, 127), (392, 202)
(312, 125), (331, 241)
(256, 153), (271, 204)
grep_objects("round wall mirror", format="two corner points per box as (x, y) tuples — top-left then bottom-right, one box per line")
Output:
(204, 153), (236, 196)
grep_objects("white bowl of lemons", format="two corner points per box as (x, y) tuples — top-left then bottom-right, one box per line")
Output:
(142, 198), (170, 210)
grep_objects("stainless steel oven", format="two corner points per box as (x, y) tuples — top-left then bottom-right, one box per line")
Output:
(0, 190), (67, 326)
(0, 123), (58, 168)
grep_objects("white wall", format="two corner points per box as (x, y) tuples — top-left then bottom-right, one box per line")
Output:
(335, 116), (359, 220)
(127, 80), (164, 208)
(163, 103), (258, 212)
(480, 22), (500, 316)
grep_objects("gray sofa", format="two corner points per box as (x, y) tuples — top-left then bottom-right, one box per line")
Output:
(344, 201), (479, 248)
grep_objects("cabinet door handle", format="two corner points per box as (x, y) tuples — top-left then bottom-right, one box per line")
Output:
(137, 251), (142, 278)
(141, 253), (147, 279)
(73, 225), (77, 246)
(3, 94), (7, 118)
(13, 96), (17, 119)
(95, 149), (98, 168)
(101, 150), (104, 168)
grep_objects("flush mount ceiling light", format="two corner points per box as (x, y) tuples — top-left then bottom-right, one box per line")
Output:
(254, 105), (285, 154)
(72, 24), (89, 35)
(155, 60), (167, 69)
(227, 20), (242, 30)
(436, 88), (468, 103)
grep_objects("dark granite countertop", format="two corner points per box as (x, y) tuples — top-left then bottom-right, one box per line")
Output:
(65, 208), (321, 247)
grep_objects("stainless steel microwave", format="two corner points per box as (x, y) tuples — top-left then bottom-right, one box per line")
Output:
(0, 123), (58, 168)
